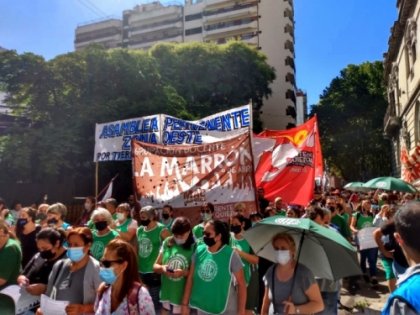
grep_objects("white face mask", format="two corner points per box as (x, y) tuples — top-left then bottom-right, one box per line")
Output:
(201, 213), (212, 221)
(174, 237), (186, 245)
(276, 250), (291, 265)
(116, 213), (125, 221)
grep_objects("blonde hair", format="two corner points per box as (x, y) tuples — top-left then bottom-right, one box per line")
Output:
(271, 232), (296, 254)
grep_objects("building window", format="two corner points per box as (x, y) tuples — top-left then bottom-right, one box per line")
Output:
(185, 27), (202, 36)
(405, 18), (417, 78)
(285, 56), (295, 70)
(185, 13), (202, 21)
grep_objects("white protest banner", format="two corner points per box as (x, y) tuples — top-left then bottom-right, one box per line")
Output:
(94, 115), (160, 162)
(357, 227), (378, 251)
(161, 104), (251, 145)
(132, 131), (257, 222)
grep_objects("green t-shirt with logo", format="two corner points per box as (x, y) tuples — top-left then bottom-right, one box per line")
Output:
(91, 229), (119, 261)
(230, 235), (252, 285)
(160, 238), (195, 305)
(190, 244), (234, 314)
(353, 212), (373, 230)
(137, 222), (167, 273)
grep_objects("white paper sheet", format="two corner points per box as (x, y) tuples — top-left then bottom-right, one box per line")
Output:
(40, 294), (69, 315)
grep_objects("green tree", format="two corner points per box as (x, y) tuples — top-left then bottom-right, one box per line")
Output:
(310, 61), (391, 181)
(0, 42), (275, 202)
(149, 41), (275, 129)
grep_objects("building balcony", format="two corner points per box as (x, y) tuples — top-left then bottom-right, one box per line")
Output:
(286, 105), (296, 119)
(129, 6), (182, 23)
(203, 5), (257, 24)
(204, 20), (258, 40)
(204, 0), (236, 10)
(384, 106), (401, 138)
(128, 34), (183, 49)
(130, 21), (183, 36)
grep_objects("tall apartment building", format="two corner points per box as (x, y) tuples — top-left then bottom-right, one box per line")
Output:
(75, 19), (123, 50)
(74, 0), (297, 130)
(383, 0), (419, 186)
(122, 2), (184, 50)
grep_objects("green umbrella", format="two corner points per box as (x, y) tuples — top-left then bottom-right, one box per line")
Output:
(363, 177), (418, 194)
(343, 181), (370, 192)
(244, 217), (361, 280)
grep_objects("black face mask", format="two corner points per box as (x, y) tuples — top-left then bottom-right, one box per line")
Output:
(203, 236), (216, 247)
(36, 213), (47, 221)
(16, 218), (28, 228)
(328, 206), (336, 213)
(40, 249), (55, 260)
(230, 225), (242, 234)
(162, 213), (170, 220)
(95, 221), (108, 231)
(140, 219), (151, 227)
(47, 218), (58, 226)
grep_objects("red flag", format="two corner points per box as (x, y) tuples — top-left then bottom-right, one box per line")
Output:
(255, 116), (323, 206)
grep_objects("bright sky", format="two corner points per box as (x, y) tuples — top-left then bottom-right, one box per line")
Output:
(0, 0), (397, 107)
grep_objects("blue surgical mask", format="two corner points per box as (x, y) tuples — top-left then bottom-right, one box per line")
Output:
(99, 267), (118, 285)
(67, 247), (85, 262)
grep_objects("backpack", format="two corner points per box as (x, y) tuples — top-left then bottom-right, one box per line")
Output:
(98, 281), (142, 315)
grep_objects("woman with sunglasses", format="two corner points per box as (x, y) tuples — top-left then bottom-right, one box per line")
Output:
(95, 239), (155, 315)
(36, 227), (101, 315)
(192, 202), (214, 241)
(154, 217), (196, 315)
(181, 220), (247, 315)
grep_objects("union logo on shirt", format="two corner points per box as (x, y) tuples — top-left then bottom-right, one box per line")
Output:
(138, 238), (153, 258)
(198, 259), (218, 282)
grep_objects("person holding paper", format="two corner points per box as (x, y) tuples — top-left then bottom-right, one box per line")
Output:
(350, 199), (378, 286)
(18, 228), (67, 298)
(0, 219), (22, 290)
(36, 227), (101, 315)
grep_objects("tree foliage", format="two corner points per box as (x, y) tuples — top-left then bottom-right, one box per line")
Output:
(0, 42), (275, 202)
(310, 61), (391, 181)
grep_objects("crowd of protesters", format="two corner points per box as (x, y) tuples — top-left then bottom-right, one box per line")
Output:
(0, 188), (418, 315)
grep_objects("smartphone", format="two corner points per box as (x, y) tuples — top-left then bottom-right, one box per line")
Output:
(167, 268), (174, 273)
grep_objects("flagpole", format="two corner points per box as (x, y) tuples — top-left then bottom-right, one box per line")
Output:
(95, 161), (99, 199)
(96, 173), (119, 201)
(247, 101), (260, 214)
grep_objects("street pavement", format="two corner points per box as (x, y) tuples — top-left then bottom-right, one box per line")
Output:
(338, 265), (390, 314)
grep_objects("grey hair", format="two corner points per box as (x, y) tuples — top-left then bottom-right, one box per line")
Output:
(91, 207), (113, 225)
(322, 207), (331, 217)
(140, 205), (157, 220)
(47, 203), (67, 219)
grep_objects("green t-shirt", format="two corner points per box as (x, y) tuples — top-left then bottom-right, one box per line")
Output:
(91, 229), (119, 261)
(190, 244), (234, 314)
(137, 222), (167, 273)
(0, 238), (22, 289)
(353, 212), (373, 230)
(115, 218), (133, 233)
(160, 238), (195, 305)
(331, 214), (350, 239)
(230, 235), (252, 284)
(161, 218), (174, 230)
(192, 223), (204, 240)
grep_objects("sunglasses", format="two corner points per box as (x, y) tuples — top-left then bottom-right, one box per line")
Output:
(100, 259), (124, 268)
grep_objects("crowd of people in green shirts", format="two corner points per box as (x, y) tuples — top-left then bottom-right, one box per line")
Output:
(0, 189), (418, 315)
